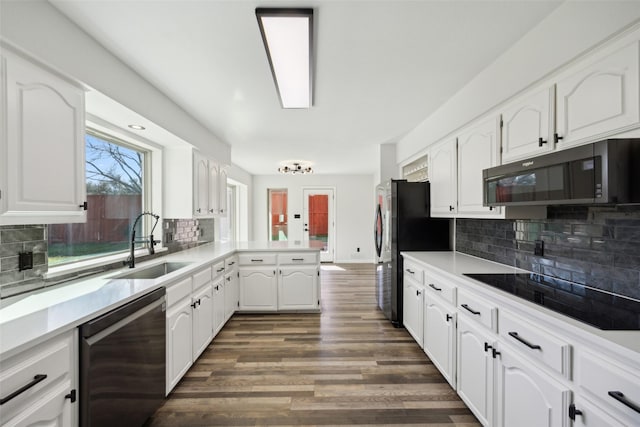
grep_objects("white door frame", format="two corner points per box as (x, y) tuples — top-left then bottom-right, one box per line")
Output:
(302, 187), (335, 263)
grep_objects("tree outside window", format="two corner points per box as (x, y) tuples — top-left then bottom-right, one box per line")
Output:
(48, 133), (145, 266)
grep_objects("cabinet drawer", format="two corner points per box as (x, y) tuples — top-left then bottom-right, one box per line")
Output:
(499, 310), (571, 378)
(212, 261), (225, 277)
(403, 260), (424, 285)
(577, 350), (640, 419)
(457, 289), (497, 331)
(0, 331), (74, 423)
(166, 276), (192, 307)
(192, 267), (211, 290)
(238, 253), (277, 265)
(278, 252), (318, 264)
(424, 272), (456, 305)
(225, 256), (238, 270)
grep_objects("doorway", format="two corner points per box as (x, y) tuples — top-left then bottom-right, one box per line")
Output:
(303, 188), (335, 263)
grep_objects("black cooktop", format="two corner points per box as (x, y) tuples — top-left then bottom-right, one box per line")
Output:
(463, 273), (640, 330)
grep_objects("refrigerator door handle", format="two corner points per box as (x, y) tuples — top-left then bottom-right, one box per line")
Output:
(374, 203), (383, 258)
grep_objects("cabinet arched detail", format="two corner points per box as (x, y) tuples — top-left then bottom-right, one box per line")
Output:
(563, 71), (625, 133)
(556, 41), (640, 148)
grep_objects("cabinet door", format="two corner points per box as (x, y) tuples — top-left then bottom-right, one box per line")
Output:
(166, 299), (193, 394)
(208, 161), (220, 216)
(218, 166), (228, 217)
(212, 278), (226, 335)
(3, 380), (73, 427)
(278, 266), (318, 310)
(571, 396), (626, 427)
(239, 268), (277, 311)
(429, 138), (457, 217)
(424, 296), (456, 388)
(2, 50), (85, 225)
(193, 152), (209, 217)
(457, 117), (502, 218)
(501, 87), (554, 163)
(402, 279), (423, 348)
(457, 316), (495, 426)
(192, 285), (213, 358)
(556, 41), (640, 149)
(224, 273), (237, 321)
(495, 348), (571, 427)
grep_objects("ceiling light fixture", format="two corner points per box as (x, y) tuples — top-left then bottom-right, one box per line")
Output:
(128, 124), (145, 130)
(278, 162), (313, 175)
(256, 8), (313, 109)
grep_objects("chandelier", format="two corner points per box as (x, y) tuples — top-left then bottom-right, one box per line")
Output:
(278, 162), (313, 174)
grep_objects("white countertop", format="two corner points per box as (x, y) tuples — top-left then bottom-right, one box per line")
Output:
(402, 251), (640, 356)
(0, 241), (319, 360)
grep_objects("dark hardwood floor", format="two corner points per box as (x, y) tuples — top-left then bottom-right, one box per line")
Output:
(148, 263), (480, 426)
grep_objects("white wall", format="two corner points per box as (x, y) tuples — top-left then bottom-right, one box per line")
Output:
(397, 1), (640, 163)
(252, 174), (375, 263)
(0, 0), (230, 163)
(227, 164), (253, 241)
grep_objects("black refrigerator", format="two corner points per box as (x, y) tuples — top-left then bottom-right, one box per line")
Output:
(375, 180), (451, 327)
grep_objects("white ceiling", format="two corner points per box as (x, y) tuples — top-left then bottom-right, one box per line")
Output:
(51, 0), (562, 175)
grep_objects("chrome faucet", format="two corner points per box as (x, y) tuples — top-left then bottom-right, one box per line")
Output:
(125, 212), (160, 268)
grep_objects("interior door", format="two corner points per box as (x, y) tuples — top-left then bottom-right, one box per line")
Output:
(303, 188), (334, 262)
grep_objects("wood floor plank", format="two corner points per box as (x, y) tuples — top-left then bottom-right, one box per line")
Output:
(147, 264), (480, 426)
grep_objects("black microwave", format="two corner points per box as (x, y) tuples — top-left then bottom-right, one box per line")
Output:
(483, 139), (640, 206)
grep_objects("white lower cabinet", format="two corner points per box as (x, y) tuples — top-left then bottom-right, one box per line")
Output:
(239, 268), (278, 311)
(3, 380), (73, 427)
(402, 277), (424, 348)
(238, 252), (321, 312)
(457, 316), (496, 426)
(0, 330), (77, 427)
(224, 271), (238, 321)
(278, 266), (319, 310)
(570, 396), (626, 427)
(191, 283), (213, 358)
(423, 296), (456, 388)
(495, 347), (570, 427)
(166, 295), (193, 394)
(212, 276), (226, 334)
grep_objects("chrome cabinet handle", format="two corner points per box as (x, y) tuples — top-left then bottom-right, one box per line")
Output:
(461, 304), (481, 315)
(0, 375), (47, 405)
(608, 391), (640, 413)
(508, 331), (541, 350)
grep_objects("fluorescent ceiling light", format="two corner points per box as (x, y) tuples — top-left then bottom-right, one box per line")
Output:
(256, 8), (313, 109)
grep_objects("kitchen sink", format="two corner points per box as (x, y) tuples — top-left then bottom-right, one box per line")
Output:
(114, 262), (192, 280)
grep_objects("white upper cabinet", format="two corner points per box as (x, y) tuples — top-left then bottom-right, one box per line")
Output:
(165, 147), (227, 219)
(429, 138), (457, 217)
(556, 41), (640, 149)
(457, 116), (502, 218)
(193, 151), (209, 217)
(501, 87), (554, 163)
(218, 166), (228, 217)
(1, 48), (86, 225)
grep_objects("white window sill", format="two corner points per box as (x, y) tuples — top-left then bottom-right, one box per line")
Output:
(44, 247), (169, 280)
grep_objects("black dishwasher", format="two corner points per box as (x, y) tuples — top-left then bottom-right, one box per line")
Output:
(80, 287), (166, 427)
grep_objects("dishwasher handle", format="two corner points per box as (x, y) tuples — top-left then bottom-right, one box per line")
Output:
(81, 287), (165, 338)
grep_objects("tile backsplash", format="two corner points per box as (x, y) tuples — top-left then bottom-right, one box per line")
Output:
(0, 218), (216, 299)
(0, 225), (48, 296)
(456, 205), (640, 300)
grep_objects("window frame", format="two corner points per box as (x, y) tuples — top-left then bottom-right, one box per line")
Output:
(45, 125), (160, 277)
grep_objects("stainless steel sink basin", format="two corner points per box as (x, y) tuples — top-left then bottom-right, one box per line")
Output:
(114, 262), (191, 280)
